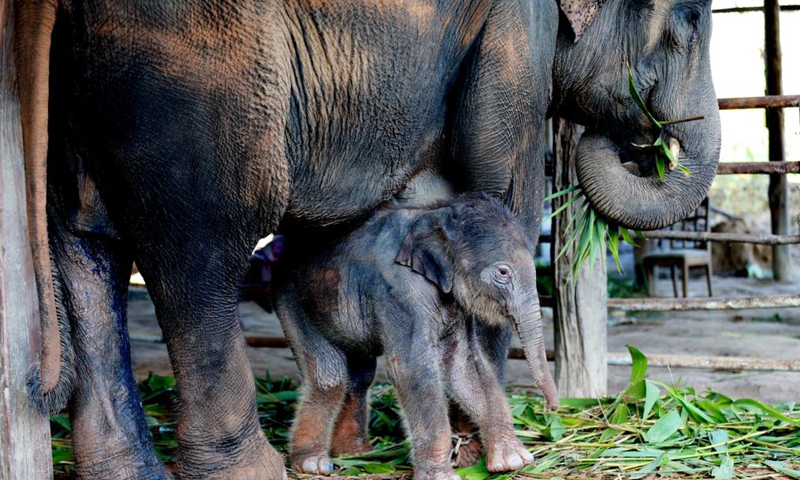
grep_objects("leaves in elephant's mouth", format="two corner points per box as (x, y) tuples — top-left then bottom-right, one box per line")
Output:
(50, 349), (800, 479)
(627, 62), (704, 180)
(545, 186), (641, 277)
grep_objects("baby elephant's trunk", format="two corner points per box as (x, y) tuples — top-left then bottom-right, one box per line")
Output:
(514, 303), (559, 409)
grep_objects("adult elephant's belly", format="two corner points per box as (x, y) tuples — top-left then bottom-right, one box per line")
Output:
(283, 118), (446, 229)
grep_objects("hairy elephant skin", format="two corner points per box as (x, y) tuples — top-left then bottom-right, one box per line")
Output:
(14, 0), (719, 478)
(272, 196), (557, 480)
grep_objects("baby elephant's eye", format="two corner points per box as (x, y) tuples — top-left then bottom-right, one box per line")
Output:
(496, 267), (511, 279)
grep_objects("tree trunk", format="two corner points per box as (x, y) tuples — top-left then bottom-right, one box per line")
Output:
(551, 119), (608, 398)
(0, 1), (53, 477)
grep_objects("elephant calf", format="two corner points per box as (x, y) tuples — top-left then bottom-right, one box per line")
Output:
(273, 195), (558, 480)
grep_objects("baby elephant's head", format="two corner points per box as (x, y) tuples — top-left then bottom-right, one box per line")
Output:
(396, 195), (558, 409)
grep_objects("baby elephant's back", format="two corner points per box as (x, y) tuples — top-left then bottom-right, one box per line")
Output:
(273, 208), (417, 352)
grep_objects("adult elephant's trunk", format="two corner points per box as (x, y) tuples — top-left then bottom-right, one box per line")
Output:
(514, 302), (558, 409)
(575, 107), (721, 231)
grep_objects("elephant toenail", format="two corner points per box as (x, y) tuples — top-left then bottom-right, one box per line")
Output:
(507, 454), (523, 469)
(302, 459), (318, 472)
(521, 450), (534, 462)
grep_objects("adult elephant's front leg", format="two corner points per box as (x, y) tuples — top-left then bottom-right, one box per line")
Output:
(446, 0), (555, 466)
(142, 253), (286, 480)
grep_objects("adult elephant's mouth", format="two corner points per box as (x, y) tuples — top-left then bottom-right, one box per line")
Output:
(574, 111), (720, 232)
(618, 135), (682, 178)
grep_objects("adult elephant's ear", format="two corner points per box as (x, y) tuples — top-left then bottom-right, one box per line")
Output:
(395, 208), (457, 294)
(560, 0), (604, 41)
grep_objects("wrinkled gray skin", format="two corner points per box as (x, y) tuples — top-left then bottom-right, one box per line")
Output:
(273, 196), (557, 480)
(15, 0), (719, 478)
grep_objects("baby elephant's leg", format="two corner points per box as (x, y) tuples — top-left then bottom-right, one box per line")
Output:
(330, 356), (377, 457)
(384, 344), (460, 480)
(285, 332), (349, 474)
(444, 325), (533, 473)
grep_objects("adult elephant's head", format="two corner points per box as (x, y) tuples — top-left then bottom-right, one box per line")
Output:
(551, 0), (721, 231)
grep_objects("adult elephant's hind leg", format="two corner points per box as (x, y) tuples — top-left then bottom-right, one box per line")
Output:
(49, 213), (169, 479)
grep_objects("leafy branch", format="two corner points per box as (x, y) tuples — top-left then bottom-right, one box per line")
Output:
(545, 187), (641, 276)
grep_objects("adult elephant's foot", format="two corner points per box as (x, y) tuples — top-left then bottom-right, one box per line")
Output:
(290, 451), (334, 474)
(484, 435), (533, 473)
(176, 431), (287, 480)
(74, 451), (173, 480)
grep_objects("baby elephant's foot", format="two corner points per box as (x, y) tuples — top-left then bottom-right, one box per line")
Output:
(413, 467), (461, 480)
(485, 436), (533, 472)
(330, 437), (372, 457)
(290, 452), (334, 475)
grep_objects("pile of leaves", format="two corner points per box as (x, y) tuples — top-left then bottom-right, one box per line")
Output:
(52, 347), (799, 479)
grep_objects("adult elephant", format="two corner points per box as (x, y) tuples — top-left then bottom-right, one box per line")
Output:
(15, 0), (719, 479)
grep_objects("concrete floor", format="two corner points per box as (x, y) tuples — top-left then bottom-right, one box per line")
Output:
(127, 269), (800, 403)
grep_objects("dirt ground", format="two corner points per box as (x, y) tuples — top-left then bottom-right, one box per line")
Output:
(126, 262), (800, 403)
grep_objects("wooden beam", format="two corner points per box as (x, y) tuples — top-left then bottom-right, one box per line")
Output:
(550, 119), (607, 398)
(717, 161), (800, 174)
(713, 5), (800, 14)
(0, 1), (53, 477)
(640, 230), (800, 245)
(717, 95), (800, 109)
(764, 0), (794, 282)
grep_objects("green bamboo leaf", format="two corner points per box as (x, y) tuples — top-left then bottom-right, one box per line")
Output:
(588, 217), (606, 274)
(621, 228), (637, 246)
(646, 410), (683, 443)
(765, 461), (800, 479)
(51, 415), (72, 432)
(627, 62), (662, 128)
(544, 184), (579, 202)
(457, 459), (491, 480)
(656, 383), (716, 424)
(732, 398), (800, 427)
(608, 225), (622, 272)
(655, 153), (666, 180)
(712, 456), (734, 479)
(627, 345), (648, 386)
(676, 162), (692, 177)
(631, 452), (667, 480)
(364, 463), (395, 474)
(545, 190), (582, 222)
(557, 205), (590, 260)
(708, 429), (729, 453)
(643, 380), (660, 420)
(573, 210), (595, 275)
(610, 403), (630, 425)
(599, 427), (620, 442)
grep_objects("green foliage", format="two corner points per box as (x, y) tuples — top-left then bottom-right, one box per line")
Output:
(52, 354), (800, 478)
(545, 187), (641, 276)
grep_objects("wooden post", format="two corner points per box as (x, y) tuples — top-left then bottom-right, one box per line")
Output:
(0, 0), (54, 477)
(764, 0), (793, 282)
(551, 119), (608, 398)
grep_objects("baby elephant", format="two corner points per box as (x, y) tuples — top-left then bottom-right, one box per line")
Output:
(272, 196), (558, 480)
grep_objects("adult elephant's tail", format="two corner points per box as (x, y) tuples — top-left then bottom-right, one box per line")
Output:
(15, 0), (71, 411)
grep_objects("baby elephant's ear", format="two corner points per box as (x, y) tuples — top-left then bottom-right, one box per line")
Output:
(395, 208), (457, 294)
